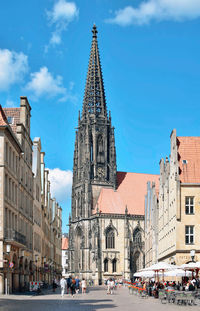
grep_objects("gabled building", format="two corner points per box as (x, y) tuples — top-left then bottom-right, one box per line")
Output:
(144, 181), (159, 267)
(158, 129), (200, 265)
(0, 97), (62, 294)
(62, 235), (69, 277)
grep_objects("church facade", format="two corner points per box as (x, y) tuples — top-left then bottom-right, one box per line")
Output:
(68, 25), (159, 284)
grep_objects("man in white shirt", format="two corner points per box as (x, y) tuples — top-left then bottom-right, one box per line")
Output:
(60, 277), (67, 297)
(107, 279), (111, 294)
(110, 279), (115, 295)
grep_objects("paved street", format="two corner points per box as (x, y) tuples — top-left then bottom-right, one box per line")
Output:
(0, 287), (200, 311)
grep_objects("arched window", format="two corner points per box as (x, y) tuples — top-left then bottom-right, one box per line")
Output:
(104, 258), (108, 272)
(112, 258), (117, 273)
(106, 228), (115, 249)
(133, 227), (141, 243)
(97, 135), (104, 164)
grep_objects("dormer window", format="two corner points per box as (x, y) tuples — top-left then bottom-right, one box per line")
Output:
(182, 160), (187, 164)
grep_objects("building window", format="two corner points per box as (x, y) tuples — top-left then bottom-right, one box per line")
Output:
(185, 197), (194, 215)
(133, 227), (141, 244)
(104, 258), (108, 272)
(7, 116), (14, 124)
(106, 229), (115, 249)
(112, 259), (117, 273)
(185, 225), (194, 244)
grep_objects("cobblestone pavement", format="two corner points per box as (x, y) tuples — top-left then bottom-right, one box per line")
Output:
(0, 287), (200, 311)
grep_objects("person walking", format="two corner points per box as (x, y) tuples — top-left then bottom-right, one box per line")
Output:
(110, 279), (115, 295)
(107, 279), (111, 294)
(70, 277), (76, 297)
(60, 277), (67, 298)
(52, 278), (57, 293)
(67, 275), (72, 294)
(75, 276), (80, 294)
(81, 278), (87, 294)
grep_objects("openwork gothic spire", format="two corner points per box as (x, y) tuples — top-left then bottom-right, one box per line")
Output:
(82, 25), (107, 119)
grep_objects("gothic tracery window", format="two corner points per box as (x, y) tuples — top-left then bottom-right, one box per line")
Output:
(97, 135), (104, 163)
(133, 227), (141, 244)
(106, 228), (115, 249)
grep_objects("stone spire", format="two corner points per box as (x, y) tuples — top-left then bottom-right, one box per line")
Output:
(82, 25), (107, 119)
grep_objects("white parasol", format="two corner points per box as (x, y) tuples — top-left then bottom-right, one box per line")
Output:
(164, 269), (192, 277)
(134, 270), (161, 278)
(181, 262), (200, 270)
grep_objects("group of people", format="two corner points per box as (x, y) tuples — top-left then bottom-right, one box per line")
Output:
(133, 278), (200, 298)
(105, 278), (118, 295)
(60, 276), (87, 297)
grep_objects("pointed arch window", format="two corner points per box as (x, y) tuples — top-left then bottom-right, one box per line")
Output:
(106, 228), (115, 249)
(133, 228), (141, 244)
(112, 258), (117, 273)
(97, 135), (104, 164)
(104, 258), (108, 272)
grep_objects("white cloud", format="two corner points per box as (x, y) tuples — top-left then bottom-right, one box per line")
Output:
(106, 0), (200, 26)
(47, 168), (72, 203)
(5, 99), (16, 107)
(50, 32), (62, 45)
(0, 49), (28, 90)
(26, 66), (66, 99)
(46, 0), (79, 47)
(49, 0), (78, 23)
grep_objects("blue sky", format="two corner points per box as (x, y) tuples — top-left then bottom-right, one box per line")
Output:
(0, 0), (200, 232)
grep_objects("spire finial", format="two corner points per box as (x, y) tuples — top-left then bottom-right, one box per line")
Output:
(92, 24), (98, 38)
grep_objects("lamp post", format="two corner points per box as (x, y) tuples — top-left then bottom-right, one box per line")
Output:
(43, 256), (46, 283)
(35, 255), (38, 281)
(190, 250), (195, 262)
(5, 244), (11, 295)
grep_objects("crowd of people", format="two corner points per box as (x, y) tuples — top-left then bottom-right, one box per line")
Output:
(59, 276), (87, 297)
(104, 278), (124, 295)
(133, 278), (200, 298)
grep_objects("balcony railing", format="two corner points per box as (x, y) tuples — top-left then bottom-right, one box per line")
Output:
(5, 228), (26, 246)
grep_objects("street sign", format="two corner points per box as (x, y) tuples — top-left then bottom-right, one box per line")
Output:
(9, 262), (14, 268)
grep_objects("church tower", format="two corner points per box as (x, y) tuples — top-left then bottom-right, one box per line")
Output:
(71, 25), (117, 221)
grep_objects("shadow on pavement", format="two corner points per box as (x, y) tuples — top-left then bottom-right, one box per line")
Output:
(0, 298), (116, 311)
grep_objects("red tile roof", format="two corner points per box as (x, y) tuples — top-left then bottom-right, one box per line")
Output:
(177, 136), (200, 183)
(93, 171), (159, 216)
(3, 108), (20, 133)
(62, 237), (68, 250)
(0, 105), (8, 126)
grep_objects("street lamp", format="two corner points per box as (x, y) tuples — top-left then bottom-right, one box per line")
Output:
(6, 244), (11, 254)
(5, 244), (11, 295)
(43, 257), (46, 283)
(35, 255), (39, 281)
(190, 250), (195, 262)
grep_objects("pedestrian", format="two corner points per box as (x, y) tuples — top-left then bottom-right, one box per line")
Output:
(75, 276), (80, 294)
(107, 278), (111, 294)
(67, 275), (72, 294)
(70, 277), (76, 297)
(110, 279), (115, 295)
(81, 278), (87, 294)
(52, 279), (57, 293)
(60, 276), (67, 297)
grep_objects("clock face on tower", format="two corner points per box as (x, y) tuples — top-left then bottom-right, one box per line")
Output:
(97, 167), (104, 178)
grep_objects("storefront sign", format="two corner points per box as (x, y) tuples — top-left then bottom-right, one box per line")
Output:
(30, 281), (43, 291)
